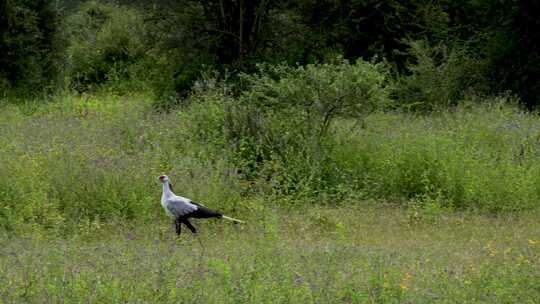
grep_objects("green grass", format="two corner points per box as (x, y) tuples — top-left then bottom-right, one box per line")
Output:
(1, 207), (539, 303)
(1, 92), (540, 302)
(2, 93), (540, 234)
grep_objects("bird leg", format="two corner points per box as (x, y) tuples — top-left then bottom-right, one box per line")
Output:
(174, 218), (182, 236)
(183, 218), (205, 249)
(182, 218), (197, 234)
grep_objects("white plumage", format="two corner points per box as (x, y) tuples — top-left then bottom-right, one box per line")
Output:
(161, 185), (198, 217)
(157, 174), (245, 236)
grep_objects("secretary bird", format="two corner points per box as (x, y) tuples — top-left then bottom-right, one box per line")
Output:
(158, 175), (244, 236)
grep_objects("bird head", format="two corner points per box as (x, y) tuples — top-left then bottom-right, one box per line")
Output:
(158, 175), (169, 183)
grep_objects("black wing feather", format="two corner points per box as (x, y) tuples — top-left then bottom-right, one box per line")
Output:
(188, 201), (223, 218)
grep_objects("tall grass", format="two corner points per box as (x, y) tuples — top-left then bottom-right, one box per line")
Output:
(1, 89), (539, 233)
(0, 93), (243, 234)
(333, 98), (540, 211)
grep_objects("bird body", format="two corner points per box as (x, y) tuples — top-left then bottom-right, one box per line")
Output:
(158, 175), (244, 236)
(161, 181), (197, 217)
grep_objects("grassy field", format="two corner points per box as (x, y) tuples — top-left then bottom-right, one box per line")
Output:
(1, 206), (539, 303)
(1, 92), (540, 302)
(3, 93), (540, 233)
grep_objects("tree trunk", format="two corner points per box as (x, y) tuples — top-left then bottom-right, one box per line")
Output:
(202, 0), (271, 64)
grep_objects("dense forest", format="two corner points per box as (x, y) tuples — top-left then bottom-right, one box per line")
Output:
(1, 0), (539, 108)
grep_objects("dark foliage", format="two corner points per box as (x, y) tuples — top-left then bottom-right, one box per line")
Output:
(489, 0), (540, 108)
(0, 0), (61, 94)
(1, 0), (539, 109)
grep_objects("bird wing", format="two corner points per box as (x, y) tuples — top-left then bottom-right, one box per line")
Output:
(166, 197), (198, 217)
(190, 200), (207, 207)
(190, 201), (222, 217)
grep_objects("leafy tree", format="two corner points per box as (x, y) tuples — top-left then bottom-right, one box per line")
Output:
(0, 0), (60, 94)
(143, 0), (283, 103)
(290, 0), (451, 65)
(65, 1), (147, 91)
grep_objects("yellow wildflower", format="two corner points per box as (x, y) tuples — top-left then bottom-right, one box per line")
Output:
(400, 272), (412, 290)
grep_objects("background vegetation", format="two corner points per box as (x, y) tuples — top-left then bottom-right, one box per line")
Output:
(1, 0), (539, 107)
(1, 1), (539, 302)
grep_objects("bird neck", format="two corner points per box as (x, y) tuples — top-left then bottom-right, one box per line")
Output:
(162, 181), (172, 196)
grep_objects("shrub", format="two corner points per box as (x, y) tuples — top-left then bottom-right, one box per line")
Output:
(184, 59), (391, 200)
(239, 59), (390, 139)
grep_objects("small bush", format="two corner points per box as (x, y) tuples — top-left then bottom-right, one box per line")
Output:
(188, 60), (391, 199)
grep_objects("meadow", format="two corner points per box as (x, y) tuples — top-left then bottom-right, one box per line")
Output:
(1, 90), (539, 302)
(1, 207), (539, 303)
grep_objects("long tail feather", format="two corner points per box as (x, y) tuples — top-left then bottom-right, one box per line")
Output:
(222, 215), (245, 223)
